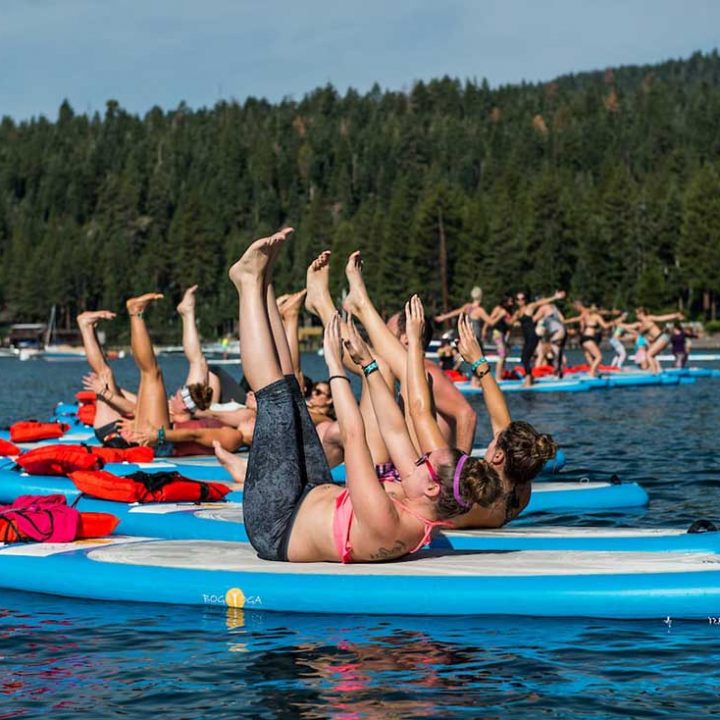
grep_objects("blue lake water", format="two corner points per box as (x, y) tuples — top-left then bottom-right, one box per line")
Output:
(1, 352), (720, 718)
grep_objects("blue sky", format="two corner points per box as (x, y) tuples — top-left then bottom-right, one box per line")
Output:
(1, 0), (718, 121)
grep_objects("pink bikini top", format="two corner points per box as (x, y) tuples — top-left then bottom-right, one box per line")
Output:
(332, 484), (452, 564)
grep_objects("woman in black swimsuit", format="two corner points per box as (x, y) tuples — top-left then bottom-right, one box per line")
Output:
(565, 301), (610, 378)
(486, 296), (515, 382)
(513, 290), (566, 387)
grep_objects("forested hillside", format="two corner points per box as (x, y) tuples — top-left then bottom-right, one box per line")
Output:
(1, 50), (719, 340)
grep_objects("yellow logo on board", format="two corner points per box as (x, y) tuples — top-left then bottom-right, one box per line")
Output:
(225, 587), (246, 608)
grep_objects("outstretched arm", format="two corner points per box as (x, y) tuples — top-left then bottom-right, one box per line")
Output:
(323, 315), (399, 532)
(434, 304), (468, 323)
(457, 314), (511, 434)
(405, 296), (448, 452)
(118, 419), (246, 453)
(647, 312), (684, 323)
(343, 317), (418, 477)
(485, 306), (506, 328)
(527, 290), (565, 314)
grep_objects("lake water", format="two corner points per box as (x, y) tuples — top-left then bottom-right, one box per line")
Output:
(1, 352), (720, 718)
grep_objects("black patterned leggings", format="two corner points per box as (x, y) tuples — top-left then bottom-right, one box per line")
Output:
(243, 375), (334, 561)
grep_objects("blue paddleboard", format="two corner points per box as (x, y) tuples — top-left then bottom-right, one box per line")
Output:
(1, 537), (719, 618)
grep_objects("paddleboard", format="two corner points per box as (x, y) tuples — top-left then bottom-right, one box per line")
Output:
(1, 537), (719, 618)
(0, 459), (647, 513)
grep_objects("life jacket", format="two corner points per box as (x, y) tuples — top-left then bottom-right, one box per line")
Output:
(10, 421), (70, 443)
(75, 391), (98, 426)
(16, 444), (104, 476)
(77, 404), (97, 426)
(172, 418), (226, 457)
(93, 446), (155, 464)
(75, 391), (97, 403)
(0, 494), (119, 543)
(0, 439), (21, 456)
(531, 364), (555, 378)
(70, 469), (231, 504)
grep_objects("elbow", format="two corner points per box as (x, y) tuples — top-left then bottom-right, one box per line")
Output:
(460, 406), (477, 428)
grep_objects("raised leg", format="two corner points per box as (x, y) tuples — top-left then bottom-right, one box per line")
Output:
(77, 310), (124, 428)
(177, 285), (211, 390)
(306, 251), (392, 466)
(342, 251), (407, 381)
(126, 293), (170, 430)
(229, 230), (291, 392)
(278, 289), (307, 382)
(305, 251), (336, 326)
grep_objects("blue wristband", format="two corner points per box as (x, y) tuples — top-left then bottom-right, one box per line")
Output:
(470, 357), (488, 373)
(362, 359), (379, 377)
(157, 426), (166, 445)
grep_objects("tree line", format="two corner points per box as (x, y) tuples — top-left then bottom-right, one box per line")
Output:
(1, 49), (719, 342)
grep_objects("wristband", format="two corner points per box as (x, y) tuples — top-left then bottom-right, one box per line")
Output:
(157, 426), (166, 445)
(361, 359), (379, 377)
(328, 375), (350, 383)
(470, 357), (488, 373)
(474, 364), (491, 380)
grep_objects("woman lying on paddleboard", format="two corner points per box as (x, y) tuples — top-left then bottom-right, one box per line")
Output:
(235, 229), (556, 563)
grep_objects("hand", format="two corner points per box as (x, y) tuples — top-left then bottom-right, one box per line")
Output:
(554, 290), (567, 301)
(117, 417), (157, 446)
(404, 295), (425, 346)
(82, 372), (105, 396)
(457, 313), (484, 365)
(323, 312), (344, 371)
(343, 316), (373, 367)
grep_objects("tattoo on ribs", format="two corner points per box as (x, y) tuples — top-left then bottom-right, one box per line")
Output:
(370, 540), (407, 560)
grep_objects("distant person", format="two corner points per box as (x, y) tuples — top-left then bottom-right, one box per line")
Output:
(564, 301), (609, 378)
(434, 286), (490, 341)
(486, 295), (515, 382)
(670, 322), (697, 368)
(631, 308), (685, 374)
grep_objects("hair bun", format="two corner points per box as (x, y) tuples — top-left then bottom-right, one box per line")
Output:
(536, 434), (558, 461)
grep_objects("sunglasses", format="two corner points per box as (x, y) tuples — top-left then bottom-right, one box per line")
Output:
(312, 387), (330, 397)
(415, 452), (439, 484)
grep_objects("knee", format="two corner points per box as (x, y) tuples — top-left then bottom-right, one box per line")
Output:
(140, 366), (163, 382)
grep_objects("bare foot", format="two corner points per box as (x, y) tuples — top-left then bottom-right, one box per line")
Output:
(229, 227), (294, 288)
(213, 440), (247, 486)
(77, 310), (116, 328)
(305, 251), (333, 319)
(126, 293), (164, 316)
(280, 289), (307, 318)
(343, 251), (369, 315)
(176, 285), (198, 316)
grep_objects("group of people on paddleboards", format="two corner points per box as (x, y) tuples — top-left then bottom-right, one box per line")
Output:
(436, 288), (691, 385)
(76, 228), (559, 564)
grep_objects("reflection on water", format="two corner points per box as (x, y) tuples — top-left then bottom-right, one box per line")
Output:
(0, 355), (720, 717)
(3, 593), (720, 719)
